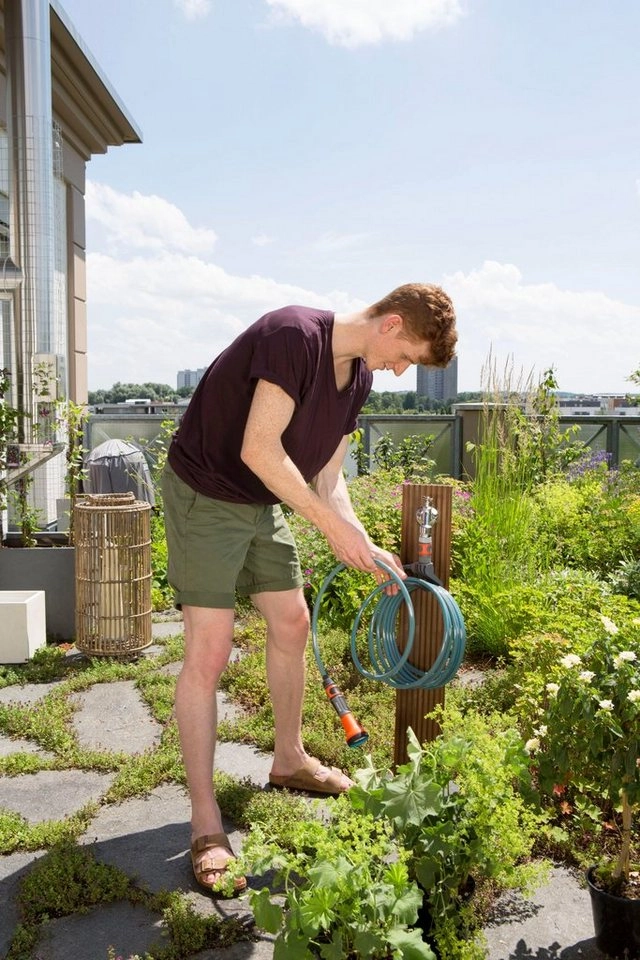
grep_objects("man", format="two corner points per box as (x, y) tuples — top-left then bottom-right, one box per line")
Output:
(162, 283), (457, 894)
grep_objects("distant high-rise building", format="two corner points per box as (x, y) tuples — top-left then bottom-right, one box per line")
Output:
(416, 356), (458, 401)
(177, 368), (206, 390)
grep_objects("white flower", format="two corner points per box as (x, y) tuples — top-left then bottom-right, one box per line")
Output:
(628, 690), (640, 704)
(613, 651), (637, 669)
(534, 725), (548, 737)
(578, 671), (595, 682)
(598, 700), (614, 711)
(600, 616), (619, 635)
(560, 654), (582, 668)
(524, 738), (540, 754)
(546, 683), (560, 697)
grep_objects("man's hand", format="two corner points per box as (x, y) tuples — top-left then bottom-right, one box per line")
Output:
(370, 546), (405, 594)
(323, 517), (405, 590)
(323, 516), (379, 572)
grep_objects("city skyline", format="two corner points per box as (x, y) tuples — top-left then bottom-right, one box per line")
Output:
(59, 0), (640, 396)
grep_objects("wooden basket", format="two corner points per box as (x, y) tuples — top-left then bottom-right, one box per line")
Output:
(74, 492), (152, 657)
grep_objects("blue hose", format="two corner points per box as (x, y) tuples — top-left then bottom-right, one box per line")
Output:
(311, 558), (466, 691)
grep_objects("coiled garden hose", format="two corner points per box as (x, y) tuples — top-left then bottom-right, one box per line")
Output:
(311, 558), (467, 747)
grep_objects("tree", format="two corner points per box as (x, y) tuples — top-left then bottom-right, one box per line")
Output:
(88, 382), (179, 404)
(627, 366), (640, 406)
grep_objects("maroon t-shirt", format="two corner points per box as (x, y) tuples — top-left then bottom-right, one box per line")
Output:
(168, 305), (373, 504)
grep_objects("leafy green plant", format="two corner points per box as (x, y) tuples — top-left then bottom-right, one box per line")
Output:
(349, 719), (544, 953)
(609, 557), (640, 600)
(137, 419), (178, 610)
(62, 398), (89, 543)
(245, 801), (435, 959)
(372, 432), (436, 481)
(526, 612), (640, 892)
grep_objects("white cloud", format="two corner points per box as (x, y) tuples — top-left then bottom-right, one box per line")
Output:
(264, 0), (463, 47)
(84, 184), (639, 396)
(174, 0), (212, 21)
(85, 182), (217, 257)
(84, 183), (361, 389)
(442, 260), (640, 393)
(251, 234), (276, 246)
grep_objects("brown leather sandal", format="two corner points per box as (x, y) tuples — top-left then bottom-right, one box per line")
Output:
(190, 833), (247, 895)
(269, 757), (350, 796)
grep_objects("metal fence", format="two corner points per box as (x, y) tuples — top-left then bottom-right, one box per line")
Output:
(86, 411), (640, 482)
(356, 413), (640, 478)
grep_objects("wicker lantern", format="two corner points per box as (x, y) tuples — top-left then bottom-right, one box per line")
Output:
(74, 493), (152, 657)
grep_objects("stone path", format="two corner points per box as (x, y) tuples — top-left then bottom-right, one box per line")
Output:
(0, 621), (606, 960)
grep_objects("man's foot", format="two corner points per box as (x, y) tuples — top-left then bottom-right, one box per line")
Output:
(191, 833), (247, 896)
(269, 757), (352, 795)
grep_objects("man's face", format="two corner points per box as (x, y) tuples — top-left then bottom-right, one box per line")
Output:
(364, 316), (431, 375)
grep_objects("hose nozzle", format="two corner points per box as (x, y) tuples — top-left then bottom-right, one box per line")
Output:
(322, 675), (369, 747)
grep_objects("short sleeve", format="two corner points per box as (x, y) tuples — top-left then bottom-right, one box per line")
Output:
(248, 323), (316, 407)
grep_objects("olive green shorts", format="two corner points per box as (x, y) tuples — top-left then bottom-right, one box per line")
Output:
(161, 463), (303, 609)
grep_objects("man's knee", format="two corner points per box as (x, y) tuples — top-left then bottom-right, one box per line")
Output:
(179, 645), (231, 690)
(265, 596), (310, 649)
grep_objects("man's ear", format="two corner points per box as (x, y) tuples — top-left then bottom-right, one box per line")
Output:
(381, 313), (403, 334)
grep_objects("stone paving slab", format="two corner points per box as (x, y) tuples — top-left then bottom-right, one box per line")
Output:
(79, 784), (195, 894)
(70, 680), (163, 754)
(149, 621), (184, 639)
(215, 740), (273, 787)
(78, 784), (254, 909)
(0, 768), (115, 823)
(0, 849), (47, 959)
(193, 936), (276, 960)
(483, 865), (605, 959)
(0, 732), (55, 758)
(33, 900), (273, 960)
(33, 900), (167, 960)
(0, 681), (60, 705)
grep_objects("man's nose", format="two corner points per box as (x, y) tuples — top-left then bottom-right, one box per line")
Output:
(393, 361), (410, 376)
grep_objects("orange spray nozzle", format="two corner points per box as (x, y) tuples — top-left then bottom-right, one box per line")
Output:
(323, 675), (369, 748)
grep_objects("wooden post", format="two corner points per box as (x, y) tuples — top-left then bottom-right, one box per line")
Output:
(393, 483), (452, 767)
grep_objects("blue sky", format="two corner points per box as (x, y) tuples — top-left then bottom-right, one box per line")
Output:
(59, 0), (640, 394)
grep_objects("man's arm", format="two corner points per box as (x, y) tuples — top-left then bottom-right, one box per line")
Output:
(240, 379), (378, 572)
(312, 437), (406, 581)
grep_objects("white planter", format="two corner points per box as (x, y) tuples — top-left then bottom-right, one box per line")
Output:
(0, 590), (46, 662)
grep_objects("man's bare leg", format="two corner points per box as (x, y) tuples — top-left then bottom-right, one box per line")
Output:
(175, 604), (235, 885)
(251, 588), (351, 789)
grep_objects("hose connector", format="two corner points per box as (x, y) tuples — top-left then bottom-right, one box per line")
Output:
(322, 674), (369, 748)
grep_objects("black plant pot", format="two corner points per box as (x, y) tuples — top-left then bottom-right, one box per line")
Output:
(587, 866), (640, 959)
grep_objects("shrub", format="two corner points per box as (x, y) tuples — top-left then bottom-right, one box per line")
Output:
(533, 463), (640, 577)
(527, 612), (640, 888)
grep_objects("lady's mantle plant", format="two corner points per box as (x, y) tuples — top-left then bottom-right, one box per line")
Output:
(245, 801), (435, 959)
(531, 613), (640, 890)
(349, 715), (544, 954)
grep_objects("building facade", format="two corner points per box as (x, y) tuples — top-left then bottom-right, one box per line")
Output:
(0, 0), (141, 526)
(177, 368), (206, 390)
(416, 356), (458, 402)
